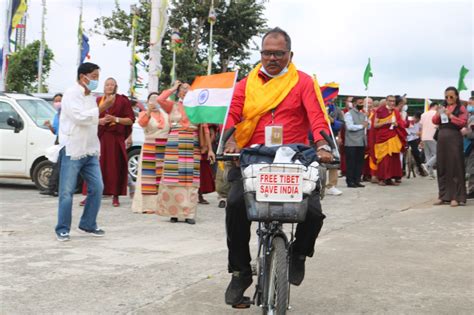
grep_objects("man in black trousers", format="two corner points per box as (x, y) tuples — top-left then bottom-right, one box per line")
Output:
(344, 97), (368, 187)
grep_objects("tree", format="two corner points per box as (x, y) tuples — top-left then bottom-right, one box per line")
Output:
(207, 0), (266, 73)
(93, 0), (267, 89)
(6, 40), (54, 93)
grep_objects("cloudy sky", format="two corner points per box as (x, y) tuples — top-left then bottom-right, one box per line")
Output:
(1, 0), (473, 100)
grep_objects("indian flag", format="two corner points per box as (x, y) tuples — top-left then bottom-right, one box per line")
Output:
(183, 71), (238, 124)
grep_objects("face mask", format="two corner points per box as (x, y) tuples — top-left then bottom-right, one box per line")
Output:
(468, 105), (474, 113)
(261, 60), (290, 78)
(84, 76), (98, 91)
(402, 105), (408, 112)
(53, 102), (61, 110)
(356, 105), (364, 110)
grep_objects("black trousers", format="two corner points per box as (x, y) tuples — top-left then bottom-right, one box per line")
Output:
(345, 146), (365, 185)
(225, 167), (325, 274)
(48, 159), (61, 193)
(408, 139), (423, 170)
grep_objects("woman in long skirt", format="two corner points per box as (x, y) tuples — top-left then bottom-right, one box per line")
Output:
(432, 86), (468, 207)
(132, 93), (170, 213)
(156, 81), (214, 224)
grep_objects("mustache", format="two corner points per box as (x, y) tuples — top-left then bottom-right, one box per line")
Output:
(266, 62), (283, 68)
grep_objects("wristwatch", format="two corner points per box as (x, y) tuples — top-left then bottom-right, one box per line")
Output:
(115, 117), (119, 124)
(317, 144), (332, 152)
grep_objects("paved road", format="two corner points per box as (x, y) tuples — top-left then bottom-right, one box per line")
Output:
(1, 177), (473, 314)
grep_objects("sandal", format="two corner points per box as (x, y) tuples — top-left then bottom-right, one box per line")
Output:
(450, 200), (459, 207)
(433, 199), (446, 205)
(79, 198), (87, 206)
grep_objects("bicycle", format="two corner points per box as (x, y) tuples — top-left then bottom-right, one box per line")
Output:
(219, 129), (337, 314)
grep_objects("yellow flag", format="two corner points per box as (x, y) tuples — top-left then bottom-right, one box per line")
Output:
(11, 0), (27, 30)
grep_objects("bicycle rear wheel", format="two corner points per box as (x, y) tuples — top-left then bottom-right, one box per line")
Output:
(262, 236), (288, 315)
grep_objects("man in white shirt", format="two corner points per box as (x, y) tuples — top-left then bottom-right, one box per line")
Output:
(420, 102), (439, 178)
(55, 62), (115, 242)
(406, 112), (427, 176)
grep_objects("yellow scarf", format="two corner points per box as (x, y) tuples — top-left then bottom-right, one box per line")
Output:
(234, 62), (299, 148)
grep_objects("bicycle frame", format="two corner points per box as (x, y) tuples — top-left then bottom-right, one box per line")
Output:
(252, 221), (294, 311)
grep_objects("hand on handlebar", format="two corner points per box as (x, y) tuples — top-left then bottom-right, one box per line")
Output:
(224, 135), (241, 154)
(317, 150), (334, 164)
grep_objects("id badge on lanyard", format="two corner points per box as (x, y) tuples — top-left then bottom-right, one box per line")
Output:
(265, 110), (283, 147)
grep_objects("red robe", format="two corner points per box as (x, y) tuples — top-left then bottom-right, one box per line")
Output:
(83, 95), (135, 196)
(374, 106), (406, 181)
(367, 112), (377, 177)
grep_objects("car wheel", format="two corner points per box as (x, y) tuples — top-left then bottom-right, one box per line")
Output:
(128, 148), (141, 182)
(33, 160), (53, 191)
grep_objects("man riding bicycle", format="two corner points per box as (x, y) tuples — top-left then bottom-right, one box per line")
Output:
(224, 27), (334, 306)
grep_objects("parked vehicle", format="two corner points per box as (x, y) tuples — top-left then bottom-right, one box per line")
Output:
(127, 122), (144, 181)
(0, 93), (56, 190)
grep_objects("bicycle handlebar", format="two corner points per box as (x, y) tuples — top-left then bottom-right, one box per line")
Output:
(216, 129), (340, 164)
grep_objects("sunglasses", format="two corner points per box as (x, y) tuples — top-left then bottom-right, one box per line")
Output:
(260, 50), (289, 59)
(445, 95), (456, 99)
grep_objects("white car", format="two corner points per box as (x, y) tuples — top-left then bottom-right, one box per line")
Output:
(0, 93), (56, 190)
(127, 122), (144, 181)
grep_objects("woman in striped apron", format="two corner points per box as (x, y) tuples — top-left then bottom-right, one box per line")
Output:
(156, 81), (203, 224)
(132, 93), (170, 213)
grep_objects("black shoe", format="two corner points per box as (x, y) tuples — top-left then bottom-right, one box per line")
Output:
(289, 253), (306, 286)
(225, 271), (253, 305)
(218, 200), (226, 208)
(170, 217), (178, 223)
(77, 227), (105, 237)
(467, 192), (474, 199)
(40, 190), (53, 196)
(355, 183), (365, 188)
(347, 183), (358, 188)
(185, 218), (195, 225)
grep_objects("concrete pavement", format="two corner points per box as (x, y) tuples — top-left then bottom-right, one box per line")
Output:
(0, 177), (473, 314)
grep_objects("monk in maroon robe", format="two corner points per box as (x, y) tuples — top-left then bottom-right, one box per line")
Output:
(80, 78), (135, 207)
(374, 95), (407, 186)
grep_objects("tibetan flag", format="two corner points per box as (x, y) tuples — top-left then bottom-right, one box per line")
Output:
(320, 82), (339, 104)
(312, 74), (331, 127)
(11, 0), (27, 31)
(80, 34), (90, 64)
(424, 98), (431, 113)
(183, 72), (238, 124)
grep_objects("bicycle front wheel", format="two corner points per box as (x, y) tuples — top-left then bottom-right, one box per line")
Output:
(263, 236), (289, 315)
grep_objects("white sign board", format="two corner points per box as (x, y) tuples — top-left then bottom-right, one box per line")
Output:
(256, 172), (303, 202)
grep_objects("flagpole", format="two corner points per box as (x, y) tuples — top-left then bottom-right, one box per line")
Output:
(216, 71), (239, 156)
(38, 0), (46, 92)
(1, 0), (13, 91)
(77, 0), (83, 67)
(171, 48), (176, 82)
(129, 5), (137, 98)
(148, 0), (169, 94)
(207, 0), (215, 75)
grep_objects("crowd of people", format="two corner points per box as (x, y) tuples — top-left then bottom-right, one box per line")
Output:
(323, 89), (473, 207)
(43, 65), (220, 231)
(41, 27), (473, 309)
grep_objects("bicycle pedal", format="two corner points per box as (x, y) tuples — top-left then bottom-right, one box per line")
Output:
(232, 296), (252, 309)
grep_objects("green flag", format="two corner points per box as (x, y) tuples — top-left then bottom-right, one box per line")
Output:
(457, 65), (469, 91)
(363, 58), (373, 90)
